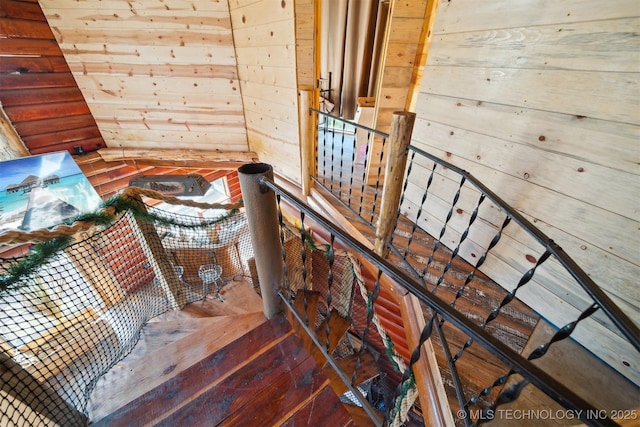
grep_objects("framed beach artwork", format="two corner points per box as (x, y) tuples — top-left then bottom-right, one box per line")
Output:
(0, 151), (103, 232)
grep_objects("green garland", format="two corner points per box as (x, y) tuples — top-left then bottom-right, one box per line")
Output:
(0, 236), (74, 294)
(101, 195), (240, 230)
(0, 195), (240, 296)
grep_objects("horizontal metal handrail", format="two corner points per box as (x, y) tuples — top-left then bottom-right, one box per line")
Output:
(311, 108), (390, 138)
(406, 145), (640, 351)
(262, 176), (612, 426)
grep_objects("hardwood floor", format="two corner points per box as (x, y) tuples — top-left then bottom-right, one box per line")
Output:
(88, 278), (365, 426)
(93, 315), (354, 427)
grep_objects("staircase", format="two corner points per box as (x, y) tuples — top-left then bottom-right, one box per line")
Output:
(308, 181), (640, 426)
(93, 314), (353, 426)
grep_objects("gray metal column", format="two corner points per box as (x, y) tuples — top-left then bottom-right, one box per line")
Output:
(238, 163), (284, 319)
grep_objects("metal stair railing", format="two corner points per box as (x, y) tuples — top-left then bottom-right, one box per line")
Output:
(303, 108), (639, 426)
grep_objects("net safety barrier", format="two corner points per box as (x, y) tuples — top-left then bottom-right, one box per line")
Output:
(0, 188), (253, 426)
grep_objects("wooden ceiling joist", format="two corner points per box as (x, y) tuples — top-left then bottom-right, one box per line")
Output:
(98, 148), (258, 170)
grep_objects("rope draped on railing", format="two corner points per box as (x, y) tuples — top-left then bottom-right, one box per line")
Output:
(273, 200), (416, 426)
(0, 187), (243, 246)
(264, 176), (626, 426)
(346, 251), (418, 426)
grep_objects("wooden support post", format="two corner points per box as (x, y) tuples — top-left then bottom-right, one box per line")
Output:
(298, 89), (315, 196)
(98, 148), (259, 169)
(238, 163), (284, 319)
(127, 196), (186, 309)
(374, 111), (416, 257)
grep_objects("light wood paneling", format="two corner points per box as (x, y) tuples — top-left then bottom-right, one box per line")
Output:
(41, 0), (230, 11)
(423, 66), (638, 124)
(415, 94), (639, 175)
(429, 17), (639, 73)
(367, 0), (431, 179)
(237, 64), (298, 86)
(411, 118), (639, 220)
(434, 0), (639, 33)
(40, 0), (248, 155)
(294, 0), (315, 88)
(408, 0), (640, 385)
(230, 0), (301, 183)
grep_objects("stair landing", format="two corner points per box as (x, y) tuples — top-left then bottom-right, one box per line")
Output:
(93, 314), (354, 426)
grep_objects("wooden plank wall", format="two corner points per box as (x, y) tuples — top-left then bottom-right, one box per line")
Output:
(373, 0), (430, 133)
(0, 0), (106, 155)
(367, 0), (430, 179)
(294, 0), (315, 90)
(229, 0), (301, 184)
(39, 0), (248, 152)
(406, 0), (639, 384)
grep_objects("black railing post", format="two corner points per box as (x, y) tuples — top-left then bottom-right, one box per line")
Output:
(238, 163), (283, 319)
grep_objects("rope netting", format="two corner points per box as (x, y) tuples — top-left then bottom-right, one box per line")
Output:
(0, 189), (252, 426)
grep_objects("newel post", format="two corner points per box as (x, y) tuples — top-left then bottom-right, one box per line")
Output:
(374, 111), (416, 257)
(298, 90), (315, 196)
(238, 163), (284, 319)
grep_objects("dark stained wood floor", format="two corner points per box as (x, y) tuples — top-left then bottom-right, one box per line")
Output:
(93, 314), (355, 427)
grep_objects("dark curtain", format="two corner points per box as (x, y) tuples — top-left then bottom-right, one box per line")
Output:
(320, 0), (382, 120)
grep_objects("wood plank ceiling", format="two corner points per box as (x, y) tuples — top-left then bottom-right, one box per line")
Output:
(39, 0), (249, 152)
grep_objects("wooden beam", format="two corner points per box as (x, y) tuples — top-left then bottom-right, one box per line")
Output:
(98, 148), (258, 169)
(298, 89), (314, 196)
(406, 0), (440, 112)
(127, 195), (186, 309)
(0, 101), (29, 159)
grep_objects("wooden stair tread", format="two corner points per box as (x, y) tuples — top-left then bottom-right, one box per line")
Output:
(94, 314), (353, 426)
(341, 403), (377, 427)
(281, 386), (356, 427)
(285, 290), (352, 364)
(286, 290), (322, 360)
(314, 311), (352, 363)
(90, 311), (268, 423)
(287, 290), (323, 328)
(323, 351), (380, 397)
